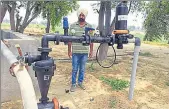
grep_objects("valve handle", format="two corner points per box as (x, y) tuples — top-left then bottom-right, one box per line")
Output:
(15, 44), (29, 71)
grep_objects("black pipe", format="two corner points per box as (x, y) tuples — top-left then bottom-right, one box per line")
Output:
(41, 34), (56, 60)
(59, 35), (111, 43)
(40, 34), (131, 59)
(24, 55), (41, 66)
(41, 34), (133, 48)
(41, 34), (112, 49)
(41, 34), (56, 48)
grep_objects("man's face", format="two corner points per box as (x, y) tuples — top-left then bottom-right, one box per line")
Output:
(78, 13), (85, 22)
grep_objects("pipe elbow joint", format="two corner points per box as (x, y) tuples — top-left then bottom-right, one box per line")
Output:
(135, 37), (141, 46)
(42, 35), (49, 48)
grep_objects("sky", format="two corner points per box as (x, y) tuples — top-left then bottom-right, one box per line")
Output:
(3, 1), (144, 28)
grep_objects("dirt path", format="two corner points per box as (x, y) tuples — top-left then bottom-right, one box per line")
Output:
(1, 43), (169, 109)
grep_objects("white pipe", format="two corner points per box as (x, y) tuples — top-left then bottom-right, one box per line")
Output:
(13, 64), (38, 109)
(128, 45), (140, 100)
(1, 41), (38, 109)
(1, 40), (18, 65)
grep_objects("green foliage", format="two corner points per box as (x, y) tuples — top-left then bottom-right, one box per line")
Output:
(91, 1), (146, 14)
(99, 76), (129, 91)
(110, 99), (116, 108)
(143, 1), (169, 41)
(130, 31), (145, 41)
(42, 1), (79, 31)
(166, 81), (169, 86)
(139, 52), (153, 57)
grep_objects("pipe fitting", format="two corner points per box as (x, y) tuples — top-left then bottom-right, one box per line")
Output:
(135, 37), (141, 46)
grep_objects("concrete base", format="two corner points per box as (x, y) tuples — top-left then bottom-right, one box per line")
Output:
(1, 30), (41, 102)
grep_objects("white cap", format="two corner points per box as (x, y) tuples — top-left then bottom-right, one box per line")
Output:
(77, 8), (88, 18)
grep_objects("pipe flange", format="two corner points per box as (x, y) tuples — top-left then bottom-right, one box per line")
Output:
(82, 35), (91, 46)
(54, 35), (60, 45)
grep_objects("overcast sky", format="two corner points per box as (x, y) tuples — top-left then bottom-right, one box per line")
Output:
(3, 1), (144, 28)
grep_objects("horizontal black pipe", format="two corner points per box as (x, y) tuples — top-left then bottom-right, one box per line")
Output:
(42, 34), (112, 47)
(24, 55), (41, 65)
(40, 34), (135, 60)
(41, 34), (56, 48)
(59, 35), (112, 43)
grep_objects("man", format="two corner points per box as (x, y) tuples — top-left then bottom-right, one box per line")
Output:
(68, 8), (94, 92)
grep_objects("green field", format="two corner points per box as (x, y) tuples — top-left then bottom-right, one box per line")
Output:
(1, 23), (64, 35)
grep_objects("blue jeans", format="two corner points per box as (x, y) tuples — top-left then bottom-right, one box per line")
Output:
(71, 53), (88, 85)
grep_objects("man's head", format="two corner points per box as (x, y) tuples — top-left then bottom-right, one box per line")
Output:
(77, 8), (88, 22)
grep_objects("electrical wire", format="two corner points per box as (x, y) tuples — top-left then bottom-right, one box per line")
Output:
(96, 43), (116, 68)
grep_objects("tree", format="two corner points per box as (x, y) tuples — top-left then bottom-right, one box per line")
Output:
(97, 1), (112, 60)
(143, 1), (169, 41)
(91, 1), (147, 60)
(41, 1), (79, 33)
(92, 1), (169, 42)
(1, 1), (79, 33)
(0, 1), (42, 33)
(92, 1), (145, 33)
(17, 1), (43, 33)
(0, 2), (8, 23)
(0, 1), (17, 31)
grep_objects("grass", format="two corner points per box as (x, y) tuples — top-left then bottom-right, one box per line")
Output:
(130, 31), (169, 47)
(166, 81), (169, 86)
(110, 99), (117, 108)
(88, 62), (95, 72)
(130, 31), (145, 41)
(139, 52), (153, 57)
(143, 41), (169, 47)
(1, 23), (64, 35)
(99, 76), (129, 91)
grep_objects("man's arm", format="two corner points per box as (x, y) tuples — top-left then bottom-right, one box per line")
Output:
(68, 42), (72, 58)
(89, 24), (94, 58)
(68, 25), (73, 58)
(89, 43), (93, 58)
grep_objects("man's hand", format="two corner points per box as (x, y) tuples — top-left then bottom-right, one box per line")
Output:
(68, 51), (72, 59)
(89, 51), (93, 58)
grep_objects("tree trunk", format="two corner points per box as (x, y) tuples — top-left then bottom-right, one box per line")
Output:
(19, 11), (40, 33)
(18, 26), (25, 33)
(18, 1), (42, 33)
(98, 1), (105, 36)
(0, 3), (7, 23)
(45, 10), (50, 33)
(8, 2), (16, 31)
(105, 1), (111, 36)
(15, 13), (22, 32)
(98, 1), (111, 61)
(110, 17), (116, 34)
